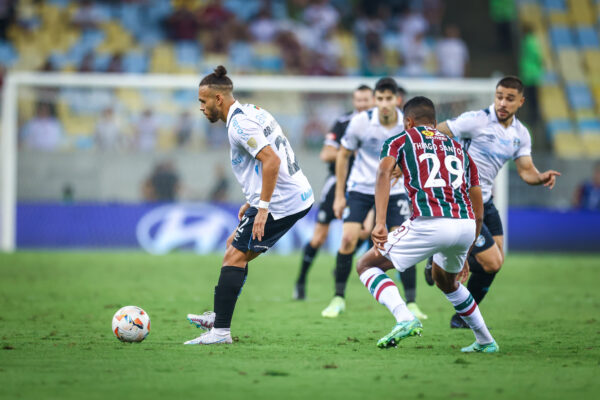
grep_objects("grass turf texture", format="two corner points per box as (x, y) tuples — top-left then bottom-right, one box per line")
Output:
(1, 252), (599, 400)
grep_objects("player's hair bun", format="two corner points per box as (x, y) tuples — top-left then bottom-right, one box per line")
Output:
(214, 65), (228, 78)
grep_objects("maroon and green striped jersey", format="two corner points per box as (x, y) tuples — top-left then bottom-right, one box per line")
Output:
(380, 126), (479, 219)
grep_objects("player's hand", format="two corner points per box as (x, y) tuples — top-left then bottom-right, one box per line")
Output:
(457, 259), (470, 284)
(333, 196), (346, 220)
(371, 223), (388, 251)
(252, 208), (268, 241)
(391, 165), (403, 187)
(539, 170), (561, 189)
(238, 202), (250, 221)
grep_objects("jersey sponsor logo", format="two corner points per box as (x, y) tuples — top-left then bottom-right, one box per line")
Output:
(231, 155), (244, 165)
(301, 188), (313, 201)
(475, 234), (486, 247)
(422, 129), (435, 137)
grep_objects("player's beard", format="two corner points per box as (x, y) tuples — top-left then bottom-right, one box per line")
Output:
(205, 107), (219, 123)
(495, 108), (513, 122)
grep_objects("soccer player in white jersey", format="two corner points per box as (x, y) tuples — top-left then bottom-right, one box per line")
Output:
(426, 76), (560, 328)
(294, 85), (374, 300)
(184, 66), (314, 345)
(357, 96), (498, 352)
(321, 77), (426, 320)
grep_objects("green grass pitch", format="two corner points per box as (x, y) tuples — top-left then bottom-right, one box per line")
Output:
(1, 251), (599, 400)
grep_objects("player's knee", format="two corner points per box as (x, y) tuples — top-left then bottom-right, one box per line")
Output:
(311, 231), (327, 248)
(340, 233), (358, 253)
(222, 245), (249, 267)
(481, 256), (502, 274)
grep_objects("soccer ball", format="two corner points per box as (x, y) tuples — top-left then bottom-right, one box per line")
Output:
(111, 306), (150, 342)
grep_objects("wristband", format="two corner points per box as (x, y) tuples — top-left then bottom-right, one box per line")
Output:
(258, 200), (270, 210)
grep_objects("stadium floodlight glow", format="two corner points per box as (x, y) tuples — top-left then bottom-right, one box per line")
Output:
(0, 72), (503, 253)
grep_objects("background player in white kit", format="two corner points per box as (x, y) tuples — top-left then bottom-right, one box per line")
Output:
(184, 66), (314, 345)
(294, 85), (374, 300)
(426, 76), (560, 328)
(321, 78), (426, 320)
(356, 96), (498, 352)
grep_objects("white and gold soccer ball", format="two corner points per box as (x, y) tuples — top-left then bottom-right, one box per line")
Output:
(111, 306), (150, 342)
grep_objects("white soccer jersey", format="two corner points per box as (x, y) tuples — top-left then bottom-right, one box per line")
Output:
(446, 104), (532, 202)
(341, 107), (406, 196)
(226, 101), (314, 219)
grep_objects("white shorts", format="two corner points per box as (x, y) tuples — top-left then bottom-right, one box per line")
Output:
(379, 217), (476, 274)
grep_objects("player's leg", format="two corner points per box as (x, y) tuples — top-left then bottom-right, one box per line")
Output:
(386, 194), (426, 319)
(433, 219), (498, 353)
(321, 221), (362, 317)
(322, 191), (372, 317)
(295, 179), (336, 299)
(357, 208), (375, 251)
(463, 201), (504, 313)
(295, 222), (329, 300)
(363, 219), (438, 348)
(186, 206), (311, 344)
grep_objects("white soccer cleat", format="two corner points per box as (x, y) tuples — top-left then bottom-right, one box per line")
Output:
(321, 296), (346, 318)
(187, 311), (215, 330)
(184, 328), (233, 345)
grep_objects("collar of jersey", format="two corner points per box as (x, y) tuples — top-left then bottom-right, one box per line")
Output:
(488, 104), (518, 128)
(226, 100), (242, 127)
(370, 107), (403, 127)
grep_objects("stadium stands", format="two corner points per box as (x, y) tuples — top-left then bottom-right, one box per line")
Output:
(519, 0), (600, 157)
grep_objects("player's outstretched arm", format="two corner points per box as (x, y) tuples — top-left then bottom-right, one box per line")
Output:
(333, 146), (353, 219)
(253, 146), (281, 241)
(468, 185), (484, 240)
(436, 121), (454, 138)
(320, 144), (338, 162)
(515, 156), (561, 189)
(372, 156), (396, 250)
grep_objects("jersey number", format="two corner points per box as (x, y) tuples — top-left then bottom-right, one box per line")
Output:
(275, 136), (300, 175)
(418, 153), (464, 189)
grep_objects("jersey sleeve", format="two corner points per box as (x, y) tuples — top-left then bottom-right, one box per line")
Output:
(513, 126), (532, 160)
(324, 118), (346, 148)
(446, 110), (488, 140)
(380, 133), (406, 162)
(340, 113), (365, 151)
(465, 151), (480, 188)
(229, 116), (270, 158)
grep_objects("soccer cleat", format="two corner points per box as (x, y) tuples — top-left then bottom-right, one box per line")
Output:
(293, 283), (306, 300)
(450, 313), (469, 329)
(377, 318), (423, 348)
(460, 340), (499, 353)
(187, 311), (215, 330)
(407, 302), (428, 320)
(183, 328), (232, 345)
(321, 296), (345, 318)
(424, 257), (434, 286)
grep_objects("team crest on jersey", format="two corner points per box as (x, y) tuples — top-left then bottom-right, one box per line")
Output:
(475, 234), (486, 247)
(247, 137), (258, 148)
(513, 138), (521, 148)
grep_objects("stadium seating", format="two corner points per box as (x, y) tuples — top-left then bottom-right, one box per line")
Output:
(520, 0), (600, 157)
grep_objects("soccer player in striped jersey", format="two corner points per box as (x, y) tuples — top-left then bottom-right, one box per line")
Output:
(294, 85), (374, 300)
(321, 77), (425, 320)
(184, 66), (314, 345)
(356, 96), (498, 352)
(429, 76), (560, 329)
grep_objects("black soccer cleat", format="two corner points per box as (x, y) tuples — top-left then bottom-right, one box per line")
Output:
(450, 313), (469, 329)
(293, 283), (306, 300)
(424, 257), (434, 286)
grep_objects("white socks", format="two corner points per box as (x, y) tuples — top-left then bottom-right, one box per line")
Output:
(213, 328), (231, 336)
(359, 268), (414, 322)
(445, 284), (494, 344)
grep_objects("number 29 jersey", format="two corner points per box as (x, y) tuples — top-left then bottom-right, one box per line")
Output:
(380, 126), (479, 220)
(226, 101), (314, 220)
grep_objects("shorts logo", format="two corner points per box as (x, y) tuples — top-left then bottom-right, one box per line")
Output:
(475, 234), (486, 247)
(247, 137), (258, 148)
(318, 210), (327, 222)
(342, 206), (350, 220)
